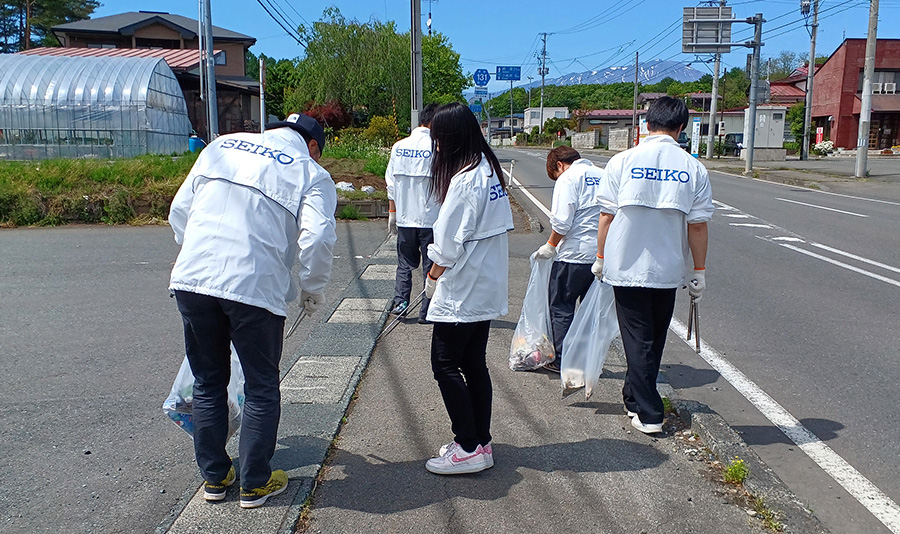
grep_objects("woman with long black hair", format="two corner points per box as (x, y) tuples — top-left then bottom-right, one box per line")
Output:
(422, 102), (514, 475)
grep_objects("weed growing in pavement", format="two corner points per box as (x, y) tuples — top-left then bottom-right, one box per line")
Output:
(752, 496), (785, 531)
(662, 397), (675, 414)
(337, 204), (368, 221)
(723, 456), (749, 484)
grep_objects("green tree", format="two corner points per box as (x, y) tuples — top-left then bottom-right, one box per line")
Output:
(423, 33), (469, 105)
(0, 0), (99, 52)
(787, 102), (810, 142)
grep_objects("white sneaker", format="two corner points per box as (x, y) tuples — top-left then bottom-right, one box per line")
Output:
(426, 442), (491, 475)
(439, 441), (494, 468)
(631, 416), (663, 434)
(625, 407), (637, 418)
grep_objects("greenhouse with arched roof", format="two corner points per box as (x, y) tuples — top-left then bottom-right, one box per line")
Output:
(0, 54), (191, 160)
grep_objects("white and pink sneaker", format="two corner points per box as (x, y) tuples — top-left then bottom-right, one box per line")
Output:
(426, 441), (492, 474)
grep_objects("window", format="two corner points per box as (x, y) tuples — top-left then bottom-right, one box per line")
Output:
(554, 111), (566, 119)
(214, 51), (227, 66)
(87, 43), (117, 49)
(530, 111), (539, 119)
(135, 38), (180, 49)
(858, 70), (900, 93)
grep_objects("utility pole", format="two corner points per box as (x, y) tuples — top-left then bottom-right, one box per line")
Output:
(744, 13), (764, 174)
(632, 52), (639, 147)
(855, 0), (879, 178)
(706, 53), (722, 158)
(426, 0), (436, 36)
(801, 0), (819, 160)
(538, 34), (547, 135)
(527, 76), (533, 107)
(201, 0), (218, 139)
(259, 57), (266, 133)
(510, 80), (515, 142)
(410, 0), (423, 127)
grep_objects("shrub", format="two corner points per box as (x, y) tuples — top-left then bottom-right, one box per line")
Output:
(362, 115), (400, 147)
(337, 203), (367, 220)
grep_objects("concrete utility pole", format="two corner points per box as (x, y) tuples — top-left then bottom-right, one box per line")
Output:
(510, 80), (515, 141)
(801, 0), (819, 160)
(744, 13), (764, 174)
(706, 52), (721, 158)
(410, 0), (424, 128)
(527, 76), (533, 107)
(201, 0), (218, 139)
(539, 33), (548, 135)
(632, 52), (639, 147)
(259, 57), (266, 133)
(855, 0), (879, 178)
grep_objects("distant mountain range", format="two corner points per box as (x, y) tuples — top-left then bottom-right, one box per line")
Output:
(535, 59), (706, 87)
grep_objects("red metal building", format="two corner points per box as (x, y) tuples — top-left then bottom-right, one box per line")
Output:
(811, 38), (900, 150)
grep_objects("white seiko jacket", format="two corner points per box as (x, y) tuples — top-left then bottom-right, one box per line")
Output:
(169, 127), (338, 317)
(550, 158), (604, 264)
(385, 126), (440, 228)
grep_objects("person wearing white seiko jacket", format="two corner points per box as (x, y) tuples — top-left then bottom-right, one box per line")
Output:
(533, 147), (604, 372)
(421, 103), (514, 477)
(594, 97), (713, 434)
(168, 113), (337, 508)
(385, 104), (440, 322)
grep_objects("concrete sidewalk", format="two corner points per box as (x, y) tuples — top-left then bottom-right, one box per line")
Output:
(300, 231), (822, 534)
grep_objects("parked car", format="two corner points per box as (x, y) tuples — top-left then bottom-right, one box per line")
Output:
(677, 132), (689, 151)
(724, 133), (743, 156)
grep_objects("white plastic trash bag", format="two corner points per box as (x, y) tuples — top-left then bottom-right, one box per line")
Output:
(509, 254), (556, 370)
(560, 280), (619, 399)
(163, 344), (245, 440)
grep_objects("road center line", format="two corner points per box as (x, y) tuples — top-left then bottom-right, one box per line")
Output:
(774, 197), (869, 218)
(779, 244), (900, 288)
(670, 318), (900, 533)
(709, 168), (900, 207)
(509, 178), (900, 532)
(808, 242), (900, 275)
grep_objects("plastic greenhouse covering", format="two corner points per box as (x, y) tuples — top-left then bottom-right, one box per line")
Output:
(0, 54), (191, 160)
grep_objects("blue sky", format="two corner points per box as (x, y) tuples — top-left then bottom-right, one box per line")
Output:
(94, 0), (900, 92)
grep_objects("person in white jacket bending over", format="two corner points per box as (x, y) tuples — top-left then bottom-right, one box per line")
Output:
(168, 113), (337, 508)
(594, 96), (713, 434)
(423, 102), (514, 475)
(534, 146), (604, 373)
(385, 103), (440, 322)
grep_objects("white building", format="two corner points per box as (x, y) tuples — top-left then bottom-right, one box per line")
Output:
(524, 106), (569, 131)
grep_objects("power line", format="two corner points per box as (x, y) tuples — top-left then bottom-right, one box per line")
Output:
(254, 0), (307, 48)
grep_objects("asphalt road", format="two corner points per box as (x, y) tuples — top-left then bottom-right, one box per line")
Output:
(496, 146), (900, 534)
(0, 221), (387, 534)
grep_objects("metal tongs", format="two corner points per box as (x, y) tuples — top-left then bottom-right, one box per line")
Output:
(686, 296), (701, 353)
(284, 305), (308, 339)
(376, 289), (426, 342)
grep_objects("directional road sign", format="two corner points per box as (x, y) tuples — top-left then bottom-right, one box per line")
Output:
(474, 86), (488, 96)
(473, 69), (491, 86)
(469, 103), (483, 114)
(496, 66), (521, 81)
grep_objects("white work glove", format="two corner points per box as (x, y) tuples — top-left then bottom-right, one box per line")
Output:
(534, 241), (557, 260)
(591, 255), (604, 280)
(688, 269), (706, 302)
(425, 274), (438, 299)
(388, 211), (398, 235)
(300, 290), (324, 314)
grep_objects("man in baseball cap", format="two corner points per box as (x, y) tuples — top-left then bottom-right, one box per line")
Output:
(266, 113), (326, 160)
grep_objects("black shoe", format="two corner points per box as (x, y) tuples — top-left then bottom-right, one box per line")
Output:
(389, 301), (409, 315)
(417, 318), (433, 325)
(544, 361), (560, 373)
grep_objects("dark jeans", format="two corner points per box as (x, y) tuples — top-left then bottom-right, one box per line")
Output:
(431, 321), (492, 453)
(612, 286), (677, 425)
(174, 291), (284, 490)
(394, 226), (434, 320)
(548, 261), (595, 364)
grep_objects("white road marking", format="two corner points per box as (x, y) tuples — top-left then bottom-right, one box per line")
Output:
(510, 178), (900, 532)
(775, 197), (869, 218)
(729, 223), (771, 228)
(503, 169), (551, 217)
(670, 317), (900, 533)
(808, 242), (900, 275)
(779, 244), (900, 288)
(771, 237), (804, 242)
(709, 168), (900, 207)
(722, 214), (751, 218)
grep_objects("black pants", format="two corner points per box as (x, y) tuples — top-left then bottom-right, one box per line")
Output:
(612, 286), (677, 425)
(393, 226), (434, 320)
(548, 261), (595, 364)
(431, 321), (492, 453)
(175, 291), (284, 490)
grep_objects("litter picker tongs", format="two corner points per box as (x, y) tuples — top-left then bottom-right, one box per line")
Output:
(376, 289), (426, 342)
(284, 305), (307, 339)
(686, 296), (701, 353)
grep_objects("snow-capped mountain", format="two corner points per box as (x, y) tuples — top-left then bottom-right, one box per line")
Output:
(531, 59), (705, 87)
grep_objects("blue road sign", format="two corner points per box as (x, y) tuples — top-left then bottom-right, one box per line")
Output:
(496, 66), (521, 81)
(473, 69), (491, 86)
(469, 103), (483, 114)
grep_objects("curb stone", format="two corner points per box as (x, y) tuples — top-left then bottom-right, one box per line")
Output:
(672, 398), (830, 534)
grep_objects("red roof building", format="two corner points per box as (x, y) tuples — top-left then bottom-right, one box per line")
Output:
(811, 38), (900, 150)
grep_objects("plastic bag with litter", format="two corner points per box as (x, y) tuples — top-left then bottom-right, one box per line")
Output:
(509, 254), (555, 371)
(560, 280), (619, 399)
(162, 344), (245, 440)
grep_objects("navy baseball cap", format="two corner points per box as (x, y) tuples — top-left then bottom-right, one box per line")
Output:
(266, 113), (326, 152)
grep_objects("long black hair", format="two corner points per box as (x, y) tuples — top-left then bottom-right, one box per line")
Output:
(429, 102), (506, 204)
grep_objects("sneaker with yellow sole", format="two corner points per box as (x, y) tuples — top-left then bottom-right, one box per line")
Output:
(203, 465), (235, 501)
(239, 470), (288, 509)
